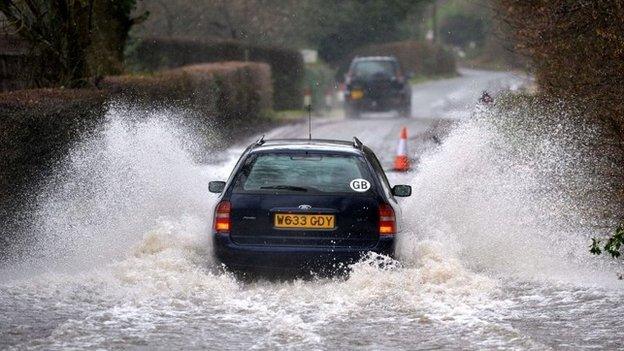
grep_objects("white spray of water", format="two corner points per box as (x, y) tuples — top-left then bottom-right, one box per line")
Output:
(4, 105), (234, 276)
(1, 102), (623, 349)
(397, 104), (622, 286)
(3, 102), (621, 286)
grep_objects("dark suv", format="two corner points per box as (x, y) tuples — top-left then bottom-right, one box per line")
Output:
(208, 138), (412, 275)
(344, 56), (412, 118)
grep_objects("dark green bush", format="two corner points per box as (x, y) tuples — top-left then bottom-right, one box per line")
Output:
(102, 62), (272, 124)
(0, 89), (108, 207)
(440, 13), (486, 48)
(495, 0), (624, 143)
(126, 37), (304, 110)
(0, 62), (272, 214)
(496, 0), (624, 244)
(591, 225), (624, 258)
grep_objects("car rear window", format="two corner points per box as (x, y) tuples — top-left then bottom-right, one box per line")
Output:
(352, 60), (396, 79)
(233, 153), (374, 194)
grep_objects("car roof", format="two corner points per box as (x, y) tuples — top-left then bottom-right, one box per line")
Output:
(249, 138), (366, 155)
(352, 56), (397, 62)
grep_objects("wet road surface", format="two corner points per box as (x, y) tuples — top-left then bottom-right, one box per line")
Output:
(2, 69), (623, 350)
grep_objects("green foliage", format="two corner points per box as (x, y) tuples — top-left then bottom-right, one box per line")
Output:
(589, 238), (603, 255)
(304, 0), (432, 64)
(113, 0), (141, 17)
(440, 13), (486, 48)
(433, 0), (524, 69)
(134, 0), (433, 60)
(0, 61), (272, 214)
(495, 0), (624, 140)
(102, 62), (273, 123)
(591, 225), (624, 259)
(126, 37), (304, 110)
(133, 0), (305, 47)
(0, 88), (108, 214)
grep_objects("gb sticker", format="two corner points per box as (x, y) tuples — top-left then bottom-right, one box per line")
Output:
(349, 178), (370, 192)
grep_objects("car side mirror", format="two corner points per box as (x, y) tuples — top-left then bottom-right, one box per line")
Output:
(209, 181), (226, 193)
(392, 184), (412, 197)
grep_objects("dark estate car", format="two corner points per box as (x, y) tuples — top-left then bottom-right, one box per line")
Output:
(344, 56), (412, 118)
(208, 138), (412, 275)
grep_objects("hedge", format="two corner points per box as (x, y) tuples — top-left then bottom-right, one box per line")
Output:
(0, 62), (272, 217)
(338, 40), (457, 78)
(102, 62), (272, 124)
(492, 93), (624, 231)
(495, 0), (624, 143)
(126, 37), (304, 111)
(0, 89), (108, 204)
(495, 0), (624, 219)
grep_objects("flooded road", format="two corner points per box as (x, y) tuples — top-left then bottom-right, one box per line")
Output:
(2, 70), (623, 350)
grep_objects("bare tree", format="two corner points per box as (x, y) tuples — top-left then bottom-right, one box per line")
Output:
(135, 0), (304, 46)
(0, 0), (146, 87)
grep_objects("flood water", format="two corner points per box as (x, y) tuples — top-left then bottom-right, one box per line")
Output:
(1, 105), (623, 350)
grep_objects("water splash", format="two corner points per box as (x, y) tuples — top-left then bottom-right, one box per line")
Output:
(2, 105), (233, 276)
(398, 99), (623, 286)
(1, 99), (623, 349)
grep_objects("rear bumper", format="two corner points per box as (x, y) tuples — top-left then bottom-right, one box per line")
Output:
(213, 233), (395, 272)
(346, 95), (408, 112)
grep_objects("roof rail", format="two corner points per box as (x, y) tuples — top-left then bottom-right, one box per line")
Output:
(353, 137), (363, 150)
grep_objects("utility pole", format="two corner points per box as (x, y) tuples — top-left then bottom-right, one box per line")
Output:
(432, 1), (438, 43)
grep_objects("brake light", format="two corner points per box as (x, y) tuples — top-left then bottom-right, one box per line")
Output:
(214, 201), (231, 233)
(379, 204), (396, 236)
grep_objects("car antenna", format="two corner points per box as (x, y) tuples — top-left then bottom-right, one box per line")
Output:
(353, 137), (363, 150)
(306, 104), (312, 140)
(255, 135), (265, 145)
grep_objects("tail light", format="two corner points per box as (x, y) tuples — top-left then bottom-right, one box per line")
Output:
(214, 201), (231, 234)
(379, 204), (396, 236)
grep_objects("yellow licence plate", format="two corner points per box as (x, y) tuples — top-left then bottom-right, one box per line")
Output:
(274, 213), (335, 229)
(350, 89), (364, 99)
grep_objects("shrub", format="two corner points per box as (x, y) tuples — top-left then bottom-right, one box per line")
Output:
(0, 88), (108, 207)
(126, 37), (304, 110)
(102, 62), (272, 124)
(495, 0), (624, 246)
(493, 93), (624, 263)
(591, 225), (624, 259)
(337, 40), (456, 79)
(440, 13), (486, 48)
(495, 0), (624, 142)
(0, 61), (272, 215)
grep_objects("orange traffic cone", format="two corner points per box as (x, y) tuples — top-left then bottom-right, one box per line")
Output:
(394, 127), (410, 172)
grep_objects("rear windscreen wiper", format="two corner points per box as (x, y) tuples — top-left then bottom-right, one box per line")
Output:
(260, 185), (308, 192)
